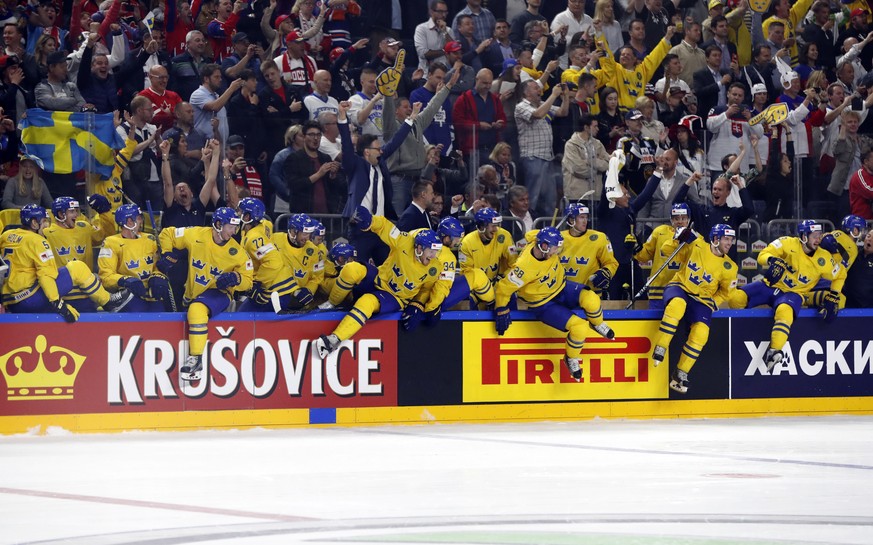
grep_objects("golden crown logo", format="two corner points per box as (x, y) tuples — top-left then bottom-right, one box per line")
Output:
(1, 335), (86, 401)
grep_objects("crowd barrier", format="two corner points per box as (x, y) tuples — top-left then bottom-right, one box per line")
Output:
(1, 308), (872, 434)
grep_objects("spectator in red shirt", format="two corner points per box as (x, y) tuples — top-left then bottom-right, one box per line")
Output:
(453, 68), (506, 161)
(849, 148), (873, 220)
(139, 65), (183, 133)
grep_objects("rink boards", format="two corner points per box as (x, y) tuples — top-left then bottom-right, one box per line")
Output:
(1, 309), (872, 434)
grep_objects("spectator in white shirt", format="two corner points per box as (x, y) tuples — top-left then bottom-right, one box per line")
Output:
(415, 0), (451, 74)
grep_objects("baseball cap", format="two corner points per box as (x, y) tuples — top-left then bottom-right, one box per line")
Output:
(231, 32), (250, 44)
(383, 38), (401, 47)
(669, 86), (686, 96)
(708, 0), (725, 9)
(274, 14), (290, 29)
(625, 109), (643, 120)
(500, 58), (518, 76)
(227, 135), (246, 148)
(851, 8), (866, 17)
(286, 30), (304, 43)
(46, 51), (67, 66)
(444, 41), (462, 53)
(751, 83), (767, 95)
(0, 55), (19, 71)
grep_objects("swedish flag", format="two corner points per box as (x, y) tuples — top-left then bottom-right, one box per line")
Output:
(19, 109), (125, 178)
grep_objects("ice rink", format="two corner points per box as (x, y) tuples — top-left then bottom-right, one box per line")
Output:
(2, 415), (872, 545)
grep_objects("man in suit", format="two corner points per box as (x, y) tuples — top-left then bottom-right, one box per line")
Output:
(338, 99), (418, 265)
(638, 150), (701, 221)
(740, 45), (778, 105)
(700, 16), (737, 73)
(481, 18), (518, 76)
(397, 180), (436, 231)
(693, 45), (732, 124)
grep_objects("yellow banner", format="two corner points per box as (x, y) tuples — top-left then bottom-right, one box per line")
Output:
(463, 321), (668, 402)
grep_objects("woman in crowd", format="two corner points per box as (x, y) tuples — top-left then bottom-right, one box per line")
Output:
(636, 96), (665, 142)
(594, 0), (623, 54)
(34, 34), (59, 81)
(1, 157), (52, 210)
(596, 86), (624, 152)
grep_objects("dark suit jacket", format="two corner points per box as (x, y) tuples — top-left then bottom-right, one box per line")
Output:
(284, 149), (346, 213)
(481, 40), (520, 85)
(339, 118), (413, 220)
(397, 203), (433, 232)
(693, 66), (730, 119)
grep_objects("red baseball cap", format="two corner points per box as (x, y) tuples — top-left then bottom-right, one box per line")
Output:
(851, 8), (866, 18)
(444, 41), (462, 53)
(275, 14), (290, 29)
(286, 30), (305, 43)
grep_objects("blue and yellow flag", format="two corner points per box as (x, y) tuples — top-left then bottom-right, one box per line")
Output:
(19, 109), (125, 178)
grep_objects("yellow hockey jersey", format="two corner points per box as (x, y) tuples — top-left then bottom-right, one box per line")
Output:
(526, 228), (617, 291)
(159, 226), (253, 302)
(828, 230), (859, 294)
(1, 228), (60, 304)
(495, 243), (565, 308)
(458, 227), (517, 282)
(410, 228), (457, 313)
(662, 236), (738, 310)
(97, 233), (158, 292)
(635, 224), (683, 300)
(599, 37), (670, 110)
(44, 214), (112, 299)
(368, 216), (447, 307)
(273, 233), (321, 295)
(757, 236), (839, 295)
(90, 138), (137, 216)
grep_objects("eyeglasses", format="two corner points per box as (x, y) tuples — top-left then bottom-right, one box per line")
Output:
(432, 9), (448, 13)
(366, 147), (383, 152)
(305, 132), (322, 137)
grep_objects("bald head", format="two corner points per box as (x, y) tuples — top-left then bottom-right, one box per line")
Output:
(475, 68), (494, 96)
(313, 69), (331, 94)
(148, 64), (169, 92)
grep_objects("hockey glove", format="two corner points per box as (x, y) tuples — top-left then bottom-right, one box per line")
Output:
(87, 193), (111, 214)
(589, 268), (612, 290)
(624, 232), (637, 252)
(351, 205), (373, 230)
(148, 273), (176, 311)
(157, 250), (181, 274)
(294, 287), (314, 307)
(675, 226), (697, 244)
(400, 300), (425, 332)
(424, 305), (442, 326)
(819, 290), (840, 323)
(764, 257), (788, 285)
(51, 299), (80, 323)
(215, 271), (241, 290)
(118, 276), (148, 298)
(494, 306), (512, 336)
(820, 233), (839, 253)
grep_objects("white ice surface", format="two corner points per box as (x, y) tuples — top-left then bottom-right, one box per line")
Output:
(1, 416), (872, 544)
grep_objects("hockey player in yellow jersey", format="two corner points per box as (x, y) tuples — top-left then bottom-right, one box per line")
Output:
(494, 227), (615, 382)
(527, 203), (618, 297)
(317, 243), (358, 307)
(651, 224), (738, 393)
(269, 213), (322, 313)
(804, 215), (867, 320)
(634, 203), (689, 310)
(402, 216), (495, 331)
(728, 220), (840, 371)
(234, 197), (289, 312)
(97, 204), (163, 312)
(458, 208), (517, 283)
(1, 205), (133, 320)
(314, 206), (450, 359)
(157, 207), (253, 381)
(90, 111), (137, 216)
(43, 196), (115, 312)
(311, 220), (328, 288)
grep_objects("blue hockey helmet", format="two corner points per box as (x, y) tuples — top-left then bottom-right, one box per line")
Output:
(328, 242), (357, 262)
(797, 220), (822, 238)
(536, 226), (564, 250)
(20, 204), (47, 226)
(114, 204), (142, 228)
(414, 229), (443, 251)
(288, 213), (316, 233)
(238, 197), (266, 223)
(710, 223), (736, 241)
(437, 216), (464, 239)
(212, 206), (241, 230)
(51, 196), (80, 219)
(313, 220), (326, 237)
(671, 203), (690, 217)
(474, 207), (502, 227)
(565, 202), (590, 218)
(841, 214), (866, 238)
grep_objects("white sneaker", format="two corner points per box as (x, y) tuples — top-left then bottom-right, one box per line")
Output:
(564, 355), (582, 382)
(593, 322), (615, 340)
(314, 334), (340, 359)
(765, 348), (783, 371)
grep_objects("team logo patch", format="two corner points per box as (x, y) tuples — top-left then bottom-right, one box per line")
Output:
(306, 248), (314, 256)
(724, 262), (731, 269)
(589, 234), (598, 241)
(229, 247), (238, 255)
(818, 257), (826, 266)
(497, 234), (505, 243)
(428, 267), (437, 276)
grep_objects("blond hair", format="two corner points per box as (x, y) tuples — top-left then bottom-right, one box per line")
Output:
(489, 142), (512, 163)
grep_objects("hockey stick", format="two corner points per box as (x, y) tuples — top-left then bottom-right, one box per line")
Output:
(625, 238), (688, 310)
(145, 199), (177, 312)
(554, 189), (596, 230)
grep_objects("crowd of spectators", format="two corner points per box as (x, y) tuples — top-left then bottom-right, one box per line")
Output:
(1, 0), (873, 307)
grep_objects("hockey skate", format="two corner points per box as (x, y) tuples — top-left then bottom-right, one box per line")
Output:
(765, 348), (783, 371)
(314, 334), (340, 359)
(564, 355), (582, 382)
(652, 346), (666, 367)
(180, 355), (203, 381)
(103, 288), (134, 313)
(592, 322), (615, 340)
(669, 368), (689, 393)
(318, 301), (336, 310)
